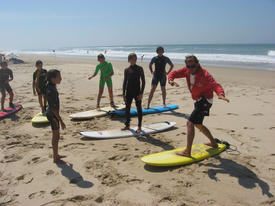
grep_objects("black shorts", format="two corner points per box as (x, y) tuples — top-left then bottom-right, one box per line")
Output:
(0, 83), (12, 93)
(152, 74), (166, 86)
(46, 113), (60, 130)
(36, 86), (46, 95)
(188, 97), (212, 125)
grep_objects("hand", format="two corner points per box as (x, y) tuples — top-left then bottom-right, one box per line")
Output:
(166, 71), (170, 75)
(150, 70), (154, 75)
(168, 80), (179, 87)
(88, 76), (93, 80)
(218, 95), (230, 103)
(33, 91), (37, 96)
(138, 94), (143, 101)
(60, 120), (66, 130)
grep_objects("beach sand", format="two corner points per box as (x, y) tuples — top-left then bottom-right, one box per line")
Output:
(0, 55), (275, 206)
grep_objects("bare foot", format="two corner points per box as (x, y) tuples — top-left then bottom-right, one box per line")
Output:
(175, 150), (191, 157)
(96, 106), (100, 111)
(136, 127), (142, 133)
(163, 104), (167, 108)
(121, 126), (130, 131)
(204, 142), (218, 148)
(53, 155), (67, 163)
(145, 106), (150, 110)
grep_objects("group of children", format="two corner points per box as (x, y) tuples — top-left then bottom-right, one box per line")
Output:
(0, 46), (229, 162)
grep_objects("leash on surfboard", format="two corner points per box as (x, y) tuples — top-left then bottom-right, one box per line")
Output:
(215, 138), (241, 155)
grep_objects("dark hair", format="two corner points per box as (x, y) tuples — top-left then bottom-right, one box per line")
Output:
(47, 69), (60, 84)
(36, 60), (43, 66)
(1, 61), (8, 67)
(128, 53), (137, 62)
(156, 46), (164, 53)
(97, 54), (105, 60)
(185, 55), (199, 64)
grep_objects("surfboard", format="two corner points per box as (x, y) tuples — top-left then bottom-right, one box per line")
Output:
(109, 104), (178, 116)
(31, 112), (49, 124)
(69, 104), (125, 120)
(141, 143), (227, 167)
(80, 121), (176, 139)
(0, 104), (22, 120)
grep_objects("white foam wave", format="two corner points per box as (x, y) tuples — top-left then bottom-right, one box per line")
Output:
(268, 50), (275, 56)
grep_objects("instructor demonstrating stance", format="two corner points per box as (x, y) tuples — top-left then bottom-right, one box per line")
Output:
(168, 55), (229, 157)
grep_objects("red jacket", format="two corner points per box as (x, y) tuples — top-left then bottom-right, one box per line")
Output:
(168, 66), (225, 101)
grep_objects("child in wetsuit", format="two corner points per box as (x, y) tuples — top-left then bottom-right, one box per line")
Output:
(45, 69), (66, 163)
(121, 53), (145, 133)
(88, 54), (115, 109)
(0, 61), (14, 111)
(33, 60), (47, 113)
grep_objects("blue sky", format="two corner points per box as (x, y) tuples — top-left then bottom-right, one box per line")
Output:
(0, 0), (275, 49)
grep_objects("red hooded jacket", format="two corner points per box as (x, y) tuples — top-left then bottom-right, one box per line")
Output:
(168, 66), (225, 101)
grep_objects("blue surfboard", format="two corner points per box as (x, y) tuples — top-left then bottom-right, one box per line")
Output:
(110, 104), (178, 116)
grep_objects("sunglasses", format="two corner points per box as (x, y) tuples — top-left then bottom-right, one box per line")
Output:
(187, 64), (197, 69)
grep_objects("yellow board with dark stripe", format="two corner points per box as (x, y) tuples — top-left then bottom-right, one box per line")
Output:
(141, 143), (227, 167)
(32, 112), (49, 124)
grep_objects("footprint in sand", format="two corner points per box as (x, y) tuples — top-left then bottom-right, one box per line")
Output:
(252, 113), (263, 116)
(50, 187), (64, 196)
(46, 170), (55, 176)
(27, 156), (48, 165)
(28, 191), (46, 199)
(269, 126), (275, 130)
(227, 112), (238, 116)
(3, 154), (23, 163)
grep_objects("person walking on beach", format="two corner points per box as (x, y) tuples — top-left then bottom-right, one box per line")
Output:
(33, 60), (47, 113)
(147, 46), (174, 109)
(88, 54), (115, 109)
(121, 53), (145, 133)
(0, 61), (14, 111)
(168, 55), (229, 156)
(45, 69), (66, 163)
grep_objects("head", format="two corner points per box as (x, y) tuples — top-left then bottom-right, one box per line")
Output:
(97, 54), (105, 64)
(156, 46), (164, 56)
(35, 60), (43, 70)
(1, 61), (8, 69)
(128, 53), (137, 65)
(185, 55), (200, 75)
(47, 69), (62, 85)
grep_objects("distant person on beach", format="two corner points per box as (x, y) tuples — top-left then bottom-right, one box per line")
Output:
(147, 46), (174, 109)
(88, 54), (115, 109)
(121, 53), (145, 133)
(168, 55), (229, 156)
(0, 61), (14, 111)
(33, 60), (47, 113)
(45, 69), (66, 163)
(141, 54), (144, 62)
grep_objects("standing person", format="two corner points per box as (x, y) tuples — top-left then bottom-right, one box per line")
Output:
(147, 46), (174, 109)
(121, 53), (145, 133)
(88, 54), (115, 109)
(168, 55), (229, 157)
(0, 61), (14, 111)
(45, 69), (66, 163)
(33, 60), (47, 113)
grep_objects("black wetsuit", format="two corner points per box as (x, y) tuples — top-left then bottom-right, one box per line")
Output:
(122, 64), (145, 127)
(33, 69), (47, 95)
(45, 83), (60, 130)
(0, 68), (13, 93)
(150, 55), (172, 86)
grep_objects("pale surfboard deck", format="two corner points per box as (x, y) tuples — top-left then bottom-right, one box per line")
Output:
(80, 121), (176, 139)
(69, 104), (125, 120)
(141, 143), (227, 167)
(31, 112), (49, 124)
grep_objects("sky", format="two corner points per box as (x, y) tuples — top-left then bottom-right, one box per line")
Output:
(0, 0), (275, 49)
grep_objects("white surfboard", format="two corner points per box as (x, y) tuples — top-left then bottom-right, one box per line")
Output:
(80, 121), (176, 139)
(69, 104), (125, 120)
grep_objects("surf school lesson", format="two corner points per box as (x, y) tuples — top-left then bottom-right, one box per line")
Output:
(1, 47), (275, 205)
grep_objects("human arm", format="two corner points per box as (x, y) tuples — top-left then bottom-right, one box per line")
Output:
(149, 57), (155, 74)
(139, 67), (146, 100)
(122, 69), (127, 102)
(166, 57), (174, 75)
(32, 72), (36, 96)
(88, 65), (99, 80)
(167, 68), (187, 87)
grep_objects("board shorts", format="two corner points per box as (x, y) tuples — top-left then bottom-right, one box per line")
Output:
(0, 83), (12, 93)
(99, 77), (112, 88)
(35, 86), (46, 95)
(189, 97), (212, 125)
(151, 74), (166, 86)
(46, 112), (60, 130)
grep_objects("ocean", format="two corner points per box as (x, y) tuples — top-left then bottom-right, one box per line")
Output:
(4, 44), (275, 70)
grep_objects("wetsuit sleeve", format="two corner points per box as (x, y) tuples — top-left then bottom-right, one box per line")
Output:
(33, 71), (36, 82)
(140, 67), (145, 94)
(150, 57), (156, 65)
(109, 63), (114, 74)
(168, 68), (187, 81)
(122, 69), (127, 96)
(9, 69), (13, 79)
(166, 57), (173, 65)
(205, 71), (225, 96)
(94, 64), (100, 75)
(46, 90), (59, 110)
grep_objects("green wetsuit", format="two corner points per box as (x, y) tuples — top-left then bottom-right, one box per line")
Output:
(95, 61), (113, 88)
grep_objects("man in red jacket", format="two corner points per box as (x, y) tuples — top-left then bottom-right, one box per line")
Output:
(168, 55), (229, 157)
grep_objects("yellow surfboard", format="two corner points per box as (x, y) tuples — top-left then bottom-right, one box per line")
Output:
(141, 143), (227, 167)
(31, 112), (49, 124)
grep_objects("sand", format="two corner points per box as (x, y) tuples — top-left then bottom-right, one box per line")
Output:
(0, 54), (275, 206)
